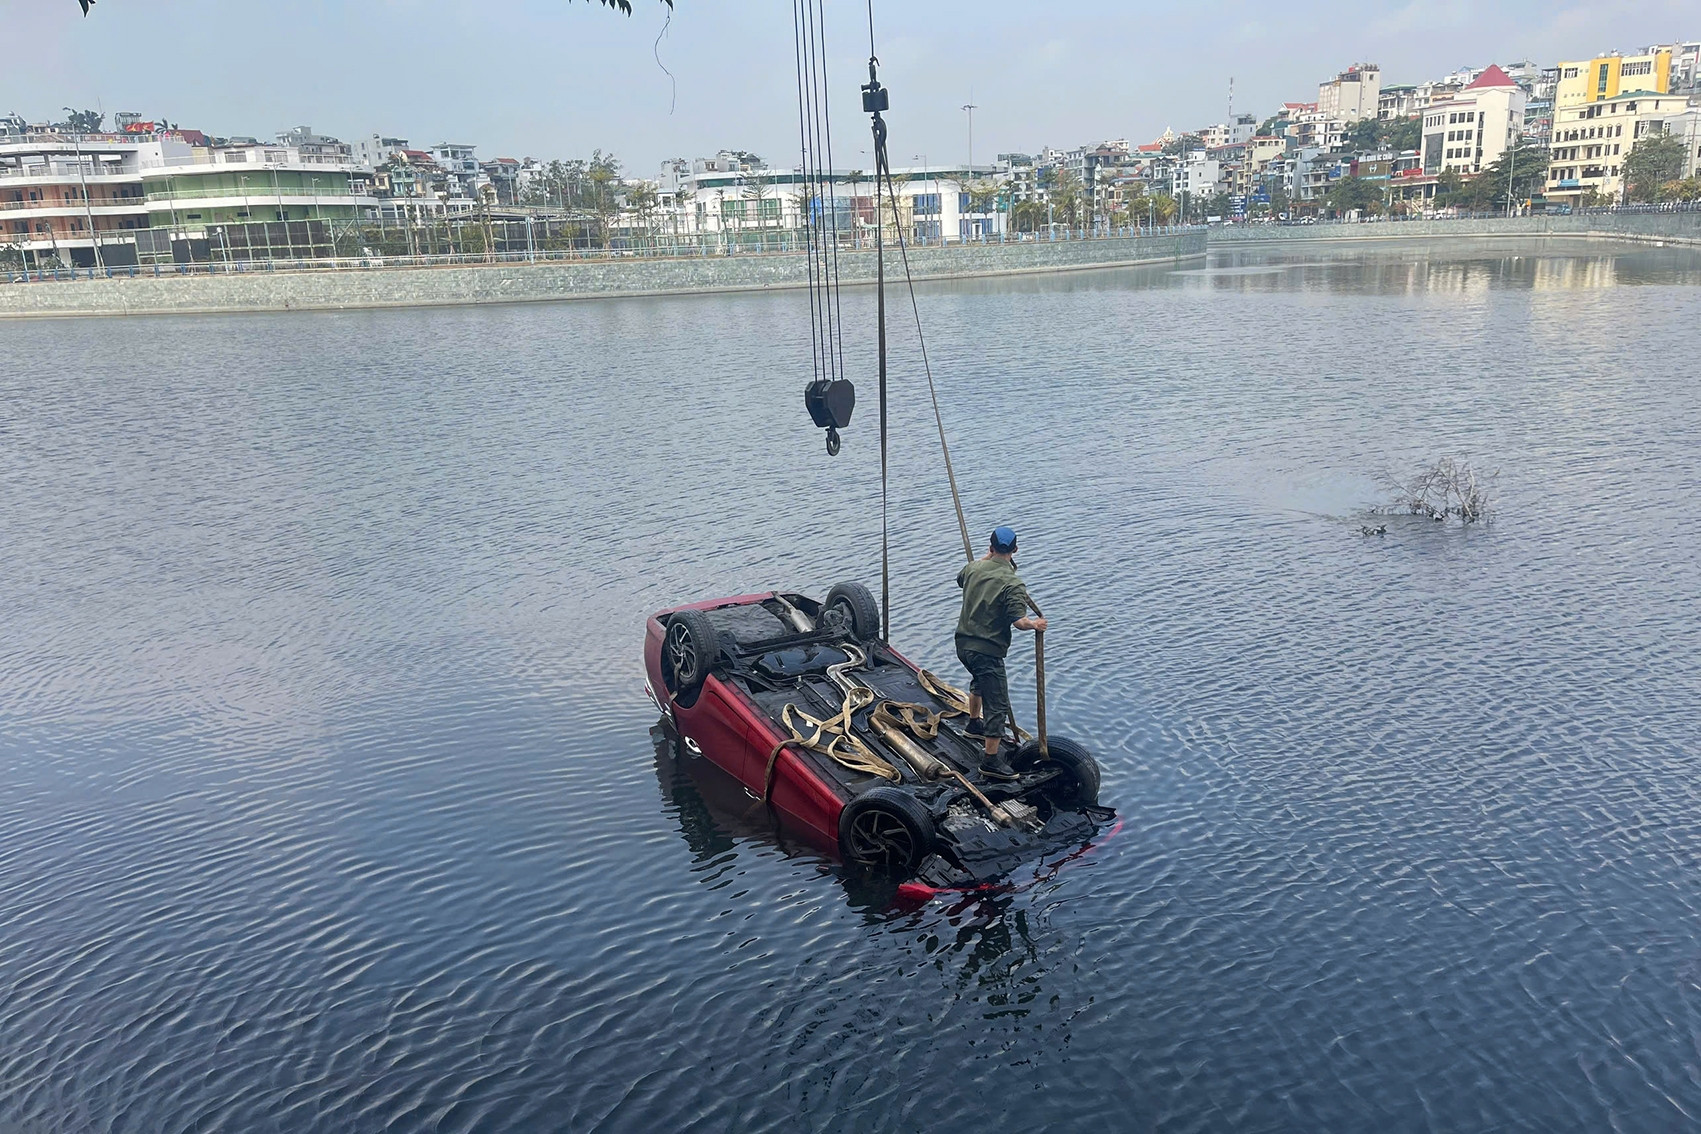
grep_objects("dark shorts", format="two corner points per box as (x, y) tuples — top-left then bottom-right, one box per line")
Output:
(956, 638), (1010, 738)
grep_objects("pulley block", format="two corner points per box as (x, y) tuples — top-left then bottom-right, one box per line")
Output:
(805, 378), (856, 457)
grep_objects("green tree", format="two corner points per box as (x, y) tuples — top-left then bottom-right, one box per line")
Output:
(966, 180), (999, 216)
(60, 108), (103, 133)
(1256, 114), (1286, 138)
(1010, 199), (1045, 233)
(1323, 175), (1383, 217)
(627, 182), (659, 248)
(1135, 193), (1178, 224)
(1660, 176), (1701, 202)
(1433, 167), (1465, 206)
(1467, 139), (1549, 211)
(1161, 133), (1203, 156)
(1049, 167), (1085, 228)
(586, 149), (621, 248)
(1622, 133), (1686, 203)
(1339, 115), (1422, 155)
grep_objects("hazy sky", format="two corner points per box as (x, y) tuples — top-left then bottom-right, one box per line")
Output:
(4, 0), (1694, 176)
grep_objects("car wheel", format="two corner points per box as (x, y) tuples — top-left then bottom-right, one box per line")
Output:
(1012, 735), (1101, 807)
(821, 580), (881, 642)
(664, 609), (719, 708)
(838, 786), (936, 873)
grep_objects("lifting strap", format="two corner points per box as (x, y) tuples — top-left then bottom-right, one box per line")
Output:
(778, 690), (902, 787)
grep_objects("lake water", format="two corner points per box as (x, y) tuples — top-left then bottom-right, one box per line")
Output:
(4, 237), (1701, 1131)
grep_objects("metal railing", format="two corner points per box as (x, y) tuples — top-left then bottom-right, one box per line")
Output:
(0, 196), (147, 212)
(0, 225), (1202, 284)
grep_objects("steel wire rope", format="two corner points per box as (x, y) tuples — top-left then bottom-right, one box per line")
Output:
(808, 0), (847, 388)
(799, 0), (832, 383)
(790, 0), (826, 390)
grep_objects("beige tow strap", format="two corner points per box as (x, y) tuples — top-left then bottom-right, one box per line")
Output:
(777, 690), (902, 791)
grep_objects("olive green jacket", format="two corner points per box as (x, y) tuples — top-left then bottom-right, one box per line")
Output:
(955, 556), (1030, 658)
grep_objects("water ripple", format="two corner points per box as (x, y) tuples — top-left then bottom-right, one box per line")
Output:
(2, 241), (1700, 1130)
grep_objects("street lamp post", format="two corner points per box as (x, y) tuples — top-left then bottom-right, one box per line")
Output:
(62, 109), (103, 270)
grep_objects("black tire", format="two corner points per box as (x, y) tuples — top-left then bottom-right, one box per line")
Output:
(838, 786), (936, 873)
(1012, 735), (1101, 807)
(822, 580), (881, 642)
(663, 609), (720, 708)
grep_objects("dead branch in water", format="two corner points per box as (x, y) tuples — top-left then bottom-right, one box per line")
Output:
(1378, 458), (1496, 522)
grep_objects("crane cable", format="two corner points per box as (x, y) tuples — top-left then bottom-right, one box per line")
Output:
(864, 2), (1049, 756)
(790, 0), (845, 420)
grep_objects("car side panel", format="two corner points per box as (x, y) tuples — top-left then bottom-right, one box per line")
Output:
(746, 716), (844, 847)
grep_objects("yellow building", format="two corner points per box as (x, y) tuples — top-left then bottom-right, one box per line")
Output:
(1555, 51), (1672, 109)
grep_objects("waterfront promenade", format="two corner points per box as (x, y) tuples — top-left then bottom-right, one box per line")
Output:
(4, 208), (1700, 319)
(0, 231), (1203, 319)
(1209, 207), (1701, 247)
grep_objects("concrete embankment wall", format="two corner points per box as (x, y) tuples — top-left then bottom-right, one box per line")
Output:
(0, 232), (1204, 319)
(1208, 211), (1701, 247)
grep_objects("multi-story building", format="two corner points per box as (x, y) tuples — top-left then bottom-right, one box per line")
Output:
(352, 134), (409, 170)
(1545, 91), (1697, 206)
(0, 128), (153, 266)
(1201, 115), (1258, 149)
(276, 127), (352, 164)
(481, 158), (521, 205)
(1662, 42), (1701, 94)
(1672, 106), (1701, 178)
(1421, 65), (1527, 176)
(651, 155), (1000, 246)
(431, 143), (483, 200)
(1379, 85), (1420, 120)
(1555, 49), (1673, 109)
(1318, 64), (1382, 123)
(1, 125), (376, 266)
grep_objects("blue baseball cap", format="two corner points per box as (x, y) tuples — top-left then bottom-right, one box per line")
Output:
(991, 526), (1018, 553)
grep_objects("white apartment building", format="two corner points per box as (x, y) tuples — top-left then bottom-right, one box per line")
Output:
(1545, 91), (1699, 206)
(1318, 64), (1382, 123)
(1200, 115), (1259, 149)
(2, 128), (377, 266)
(648, 156), (1001, 245)
(1421, 65), (1526, 176)
(353, 134), (409, 170)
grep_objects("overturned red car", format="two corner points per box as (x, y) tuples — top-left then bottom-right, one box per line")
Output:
(643, 582), (1112, 890)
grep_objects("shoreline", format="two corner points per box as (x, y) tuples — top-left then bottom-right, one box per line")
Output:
(5, 212), (1700, 320)
(0, 232), (1205, 320)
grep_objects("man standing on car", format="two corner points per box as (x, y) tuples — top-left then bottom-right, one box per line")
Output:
(956, 525), (1046, 779)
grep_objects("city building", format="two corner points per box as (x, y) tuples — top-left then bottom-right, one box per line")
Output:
(0, 128), (153, 266)
(1545, 91), (1697, 206)
(1379, 85), (1420, 120)
(1554, 49), (1673, 109)
(1421, 65), (1527, 176)
(1662, 42), (1701, 94)
(650, 154), (1001, 246)
(275, 126), (352, 164)
(352, 134), (409, 170)
(1317, 64), (1382, 123)
(1, 124), (377, 266)
(430, 143), (483, 200)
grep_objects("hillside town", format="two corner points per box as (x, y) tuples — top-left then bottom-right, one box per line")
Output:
(4, 40), (1700, 268)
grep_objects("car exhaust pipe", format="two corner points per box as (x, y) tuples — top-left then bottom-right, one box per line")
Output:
(869, 714), (1036, 830)
(868, 713), (948, 779)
